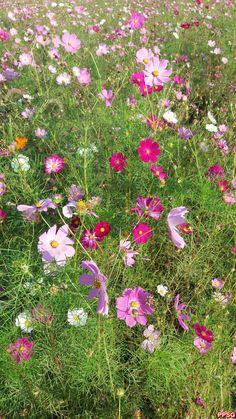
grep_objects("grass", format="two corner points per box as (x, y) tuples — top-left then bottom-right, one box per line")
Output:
(0, 0), (236, 418)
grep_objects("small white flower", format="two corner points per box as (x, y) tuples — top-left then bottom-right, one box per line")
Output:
(207, 111), (217, 124)
(205, 124), (218, 133)
(48, 65), (57, 74)
(163, 110), (178, 124)
(156, 285), (168, 297)
(11, 154), (30, 173)
(15, 311), (33, 332)
(173, 32), (179, 39)
(67, 308), (88, 326)
(56, 72), (71, 85)
(208, 40), (215, 47)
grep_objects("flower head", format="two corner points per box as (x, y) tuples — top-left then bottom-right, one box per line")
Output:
(174, 294), (190, 330)
(109, 153), (127, 172)
(15, 311), (33, 333)
(212, 278), (223, 289)
(38, 224), (75, 266)
(167, 207), (189, 249)
(144, 57), (172, 86)
(61, 32), (81, 53)
(94, 221), (111, 238)
(67, 308), (88, 326)
(131, 196), (164, 220)
(119, 240), (138, 267)
(7, 337), (33, 364)
(138, 138), (160, 163)
(44, 154), (64, 174)
(79, 260), (108, 315)
(194, 323), (213, 343)
(142, 325), (161, 352)
(157, 285), (168, 297)
(133, 223), (152, 244)
(116, 287), (154, 327)
(194, 337), (212, 355)
(129, 12), (145, 29)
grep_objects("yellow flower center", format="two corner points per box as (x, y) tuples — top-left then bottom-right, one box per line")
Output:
(152, 70), (159, 77)
(201, 331), (206, 337)
(25, 319), (31, 327)
(138, 230), (143, 235)
(19, 345), (25, 352)
(200, 342), (206, 348)
(35, 202), (41, 208)
(146, 149), (150, 155)
(73, 315), (80, 321)
(94, 279), (101, 289)
(50, 240), (58, 248)
(143, 58), (149, 64)
(130, 301), (138, 308)
(51, 163), (57, 169)
(76, 200), (87, 211)
(100, 227), (105, 233)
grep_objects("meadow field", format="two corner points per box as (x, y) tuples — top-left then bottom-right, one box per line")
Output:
(0, 0), (235, 418)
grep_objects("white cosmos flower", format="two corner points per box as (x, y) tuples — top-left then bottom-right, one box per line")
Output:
(67, 308), (88, 326)
(15, 311), (33, 332)
(163, 110), (178, 124)
(156, 285), (168, 297)
(205, 124), (218, 132)
(56, 73), (71, 85)
(11, 154), (30, 173)
(207, 111), (217, 124)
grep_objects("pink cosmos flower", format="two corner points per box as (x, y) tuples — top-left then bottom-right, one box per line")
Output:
(223, 193), (236, 204)
(61, 33), (81, 53)
(7, 337), (33, 364)
(17, 198), (56, 221)
(144, 57), (172, 86)
(205, 164), (224, 181)
(138, 138), (160, 163)
(35, 128), (47, 139)
(0, 180), (6, 196)
(98, 88), (114, 107)
(129, 12), (145, 29)
(109, 153), (127, 172)
(19, 53), (33, 66)
(194, 337), (212, 355)
(0, 208), (7, 222)
(119, 240), (139, 267)
(116, 287), (154, 328)
(96, 44), (109, 56)
(68, 184), (84, 202)
(141, 325), (161, 352)
(218, 180), (230, 192)
(130, 71), (145, 85)
(174, 294), (190, 330)
(133, 223), (152, 244)
(150, 165), (168, 183)
(179, 223), (192, 234)
(167, 207), (189, 249)
(136, 47), (154, 65)
(230, 347), (236, 364)
(194, 323), (213, 343)
(77, 68), (91, 86)
(212, 278), (223, 289)
(139, 82), (152, 96)
(38, 224), (75, 266)
(131, 196), (164, 220)
(79, 260), (108, 315)
(44, 154), (64, 174)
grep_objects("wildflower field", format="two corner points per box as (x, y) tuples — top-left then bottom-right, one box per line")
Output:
(0, 0), (236, 417)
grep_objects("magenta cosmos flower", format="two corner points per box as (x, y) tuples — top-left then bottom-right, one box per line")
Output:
(61, 33), (81, 53)
(133, 223), (152, 244)
(7, 337), (33, 364)
(109, 153), (127, 172)
(79, 260), (108, 315)
(167, 207), (189, 249)
(138, 138), (160, 163)
(116, 287), (154, 328)
(0, 29), (10, 42)
(144, 57), (172, 87)
(194, 323), (213, 343)
(131, 196), (164, 220)
(38, 224), (75, 266)
(81, 229), (103, 250)
(44, 154), (64, 174)
(174, 294), (190, 331)
(129, 12), (145, 29)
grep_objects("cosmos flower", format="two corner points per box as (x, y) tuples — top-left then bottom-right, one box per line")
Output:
(129, 12), (145, 30)
(230, 347), (236, 364)
(174, 294), (190, 331)
(144, 57), (172, 86)
(0, 208), (7, 222)
(167, 207), (189, 249)
(96, 44), (109, 56)
(131, 196), (164, 220)
(15, 311), (33, 333)
(119, 240), (139, 267)
(38, 224), (75, 266)
(116, 287), (154, 328)
(56, 73), (71, 85)
(81, 229), (103, 250)
(19, 53), (33, 66)
(0, 29), (10, 42)
(109, 153), (127, 172)
(178, 127), (193, 140)
(212, 278), (223, 289)
(194, 323), (213, 343)
(133, 223), (152, 244)
(163, 110), (178, 124)
(17, 198), (57, 221)
(138, 138), (160, 163)
(98, 88), (114, 107)
(7, 337), (34, 364)
(79, 260), (108, 315)
(44, 154), (64, 174)
(62, 199), (97, 219)
(67, 308), (88, 326)
(0, 180), (6, 196)
(218, 180), (230, 192)
(61, 32), (81, 53)
(11, 154), (30, 173)
(149, 165), (167, 184)
(223, 193), (236, 204)
(157, 285), (168, 297)
(77, 68), (91, 86)
(35, 128), (47, 139)
(68, 184), (84, 202)
(141, 325), (161, 352)
(194, 337), (212, 355)
(136, 47), (154, 65)
(94, 221), (111, 238)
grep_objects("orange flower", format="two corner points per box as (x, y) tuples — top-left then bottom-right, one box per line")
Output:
(15, 136), (28, 150)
